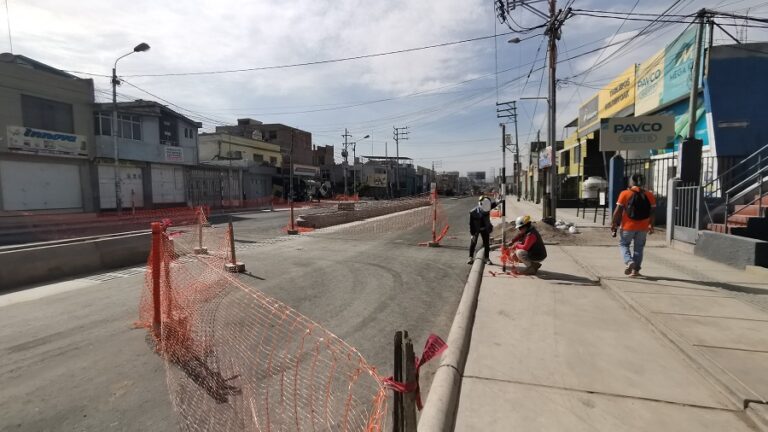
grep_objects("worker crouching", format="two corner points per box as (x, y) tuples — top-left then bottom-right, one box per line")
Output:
(507, 215), (547, 275)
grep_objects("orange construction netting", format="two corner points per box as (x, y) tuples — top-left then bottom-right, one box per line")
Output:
(137, 211), (387, 432)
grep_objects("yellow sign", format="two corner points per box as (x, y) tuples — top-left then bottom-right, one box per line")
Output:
(599, 65), (636, 119)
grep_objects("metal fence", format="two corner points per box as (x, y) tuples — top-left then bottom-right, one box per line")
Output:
(623, 155), (737, 199)
(674, 183), (702, 229)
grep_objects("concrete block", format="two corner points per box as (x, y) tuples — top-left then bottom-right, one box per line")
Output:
(0, 233), (151, 291)
(694, 231), (768, 268)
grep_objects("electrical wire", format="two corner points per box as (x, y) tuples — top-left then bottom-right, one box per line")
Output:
(66, 31), (524, 79)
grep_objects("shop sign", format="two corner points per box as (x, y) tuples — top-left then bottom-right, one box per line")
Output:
(578, 95), (599, 135)
(164, 146), (184, 162)
(600, 115), (675, 151)
(599, 65), (636, 119)
(7, 126), (87, 158)
(636, 27), (700, 115)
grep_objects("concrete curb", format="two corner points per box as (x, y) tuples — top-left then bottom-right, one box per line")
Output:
(418, 253), (485, 432)
(561, 247), (759, 414)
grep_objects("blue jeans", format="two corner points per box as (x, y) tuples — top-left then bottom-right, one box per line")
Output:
(619, 230), (647, 270)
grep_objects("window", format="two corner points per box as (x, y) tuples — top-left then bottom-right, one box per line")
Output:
(268, 131), (277, 140)
(269, 156), (277, 166)
(253, 154), (264, 163)
(94, 112), (112, 136)
(22, 95), (74, 133)
(184, 128), (188, 138)
(117, 114), (142, 140)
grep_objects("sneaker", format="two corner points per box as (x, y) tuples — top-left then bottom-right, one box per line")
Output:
(520, 265), (537, 275)
(624, 262), (635, 275)
(630, 269), (641, 278)
(484, 258), (493, 265)
(467, 258), (474, 265)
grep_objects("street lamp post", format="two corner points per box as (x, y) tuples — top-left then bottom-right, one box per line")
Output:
(112, 42), (150, 214)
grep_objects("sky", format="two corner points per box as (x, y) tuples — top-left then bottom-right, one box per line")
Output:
(3, 0), (768, 177)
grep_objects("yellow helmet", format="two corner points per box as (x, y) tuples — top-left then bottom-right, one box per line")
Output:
(515, 215), (531, 229)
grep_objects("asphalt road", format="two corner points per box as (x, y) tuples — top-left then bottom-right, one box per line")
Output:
(0, 196), (476, 432)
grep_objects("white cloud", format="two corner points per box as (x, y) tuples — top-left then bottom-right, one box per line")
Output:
(3, 0), (768, 174)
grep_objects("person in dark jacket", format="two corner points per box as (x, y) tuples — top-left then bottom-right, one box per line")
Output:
(468, 195), (497, 265)
(507, 215), (547, 275)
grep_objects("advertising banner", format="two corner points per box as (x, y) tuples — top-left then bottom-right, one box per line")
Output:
(599, 115), (675, 151)
(7, 126), (88, 158)
(164, 146), (184, 162)
(538, 146), (553, 168)
(654, 98), (709, 154)
(598, 65), (636, 119)
(578, 95), (600, 135)
(368, 173), (388, 187)
(635, 49), (665, 115)
(635, 27), (700, 115)
(663, 27), (698, 107)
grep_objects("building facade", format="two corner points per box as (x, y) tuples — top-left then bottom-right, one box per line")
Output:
(197, 132), (282, 204)
(92, 100), (201, 210)
(0, 53), (97, 212)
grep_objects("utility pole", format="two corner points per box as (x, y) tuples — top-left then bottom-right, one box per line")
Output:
(342, 128), (352, 196)
(393, 126), (409, 197)
(499, 0), (570, 222)
(497, 101), (519, 208)
(513, 104), (521, 202)
(679, 9), (707, 184)
(546, 0), (565, 223)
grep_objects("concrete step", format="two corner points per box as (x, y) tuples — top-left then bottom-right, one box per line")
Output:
(727, 214), (757, 225)
(733, 204), (765, 217)
(708, 221), (749, 234)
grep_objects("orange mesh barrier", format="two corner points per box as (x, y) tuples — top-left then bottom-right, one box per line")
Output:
(305, 194), (435, 236)
(0, 206), (206, 246)
(417, 191), (450, 246)
(137, 219), (387, 431)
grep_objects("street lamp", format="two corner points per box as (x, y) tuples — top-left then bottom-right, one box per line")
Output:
(112, 42), (150, 214)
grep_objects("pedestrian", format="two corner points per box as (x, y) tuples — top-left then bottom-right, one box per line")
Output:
(611, 173), (656, 277)
(468, 195), (495, 265)
(507, 215), (547, 275)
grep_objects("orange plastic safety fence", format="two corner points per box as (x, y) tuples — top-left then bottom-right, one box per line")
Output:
(310, 194), (434, 237)
(137, 222), (387, 432)
(0, 205), (207, 246)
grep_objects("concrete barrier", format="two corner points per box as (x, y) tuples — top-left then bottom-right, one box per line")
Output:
(694, 231), (768, 268)
(297, 200), (429, 229)
(0, 232), (151, 291)
(418, 252), (485, 432)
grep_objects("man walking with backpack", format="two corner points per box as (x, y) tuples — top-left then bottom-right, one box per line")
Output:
(611, 174), (656, 277)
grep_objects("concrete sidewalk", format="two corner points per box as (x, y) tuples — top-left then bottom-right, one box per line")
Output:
(453, 198), (768, 431)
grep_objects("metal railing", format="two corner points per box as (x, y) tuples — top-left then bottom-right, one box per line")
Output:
(702, 143), (768, 226)
(675, 183), (702, 230)
(624, 155), (726, 199)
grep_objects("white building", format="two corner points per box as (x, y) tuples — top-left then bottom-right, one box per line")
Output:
(0, 53), (97, 212)
(92, 100), (201, 210)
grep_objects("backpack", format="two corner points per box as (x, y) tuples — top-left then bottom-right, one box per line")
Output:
(626, 189), (651, 220)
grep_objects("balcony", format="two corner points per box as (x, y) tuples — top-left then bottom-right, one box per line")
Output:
(95, 136), (197, 165)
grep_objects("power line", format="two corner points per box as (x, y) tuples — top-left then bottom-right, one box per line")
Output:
(66, 31), (525, 79)
(119, 79), (230, 127)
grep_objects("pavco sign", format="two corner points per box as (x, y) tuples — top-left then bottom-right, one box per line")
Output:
(599, 116), (675, 151)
